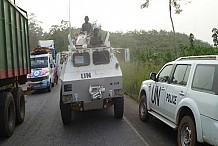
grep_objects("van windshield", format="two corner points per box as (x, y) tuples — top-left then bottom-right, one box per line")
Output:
(31, 57), (48, 69)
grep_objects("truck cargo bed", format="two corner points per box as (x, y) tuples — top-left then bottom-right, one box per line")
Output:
(0, 0), (30, 82)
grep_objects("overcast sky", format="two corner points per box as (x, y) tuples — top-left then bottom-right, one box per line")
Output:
(15, 0), (218, 45)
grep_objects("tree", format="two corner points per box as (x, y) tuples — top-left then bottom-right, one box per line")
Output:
(48, 21), (73, 52)
(212, 28), (218, 48)
(28, 13), (44, 50)
(141, 0), (190, 57)
(189, 33), (195, 49)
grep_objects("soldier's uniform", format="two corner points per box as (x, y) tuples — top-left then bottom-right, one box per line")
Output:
(90, 28), (103, 47)
(81, 22), (92, 33)
(81, 16), (92, 34)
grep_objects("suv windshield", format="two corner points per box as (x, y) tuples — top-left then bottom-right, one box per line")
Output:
(93, 50), (110, 65)
(31, 57), (48, 69)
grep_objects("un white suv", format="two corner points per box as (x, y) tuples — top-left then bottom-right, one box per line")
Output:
(139, 55), (218, 146)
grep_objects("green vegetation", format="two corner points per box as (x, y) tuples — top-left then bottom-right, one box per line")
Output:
(28, 13), (218, 101)
(120, 44), (218, 101)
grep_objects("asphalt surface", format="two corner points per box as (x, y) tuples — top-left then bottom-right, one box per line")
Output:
(0, 84), (210, 146)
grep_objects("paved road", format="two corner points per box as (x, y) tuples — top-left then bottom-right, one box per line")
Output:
(0, 84), (209, 146)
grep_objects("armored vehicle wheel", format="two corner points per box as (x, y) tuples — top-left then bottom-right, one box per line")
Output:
(0, 92), (16, 137)
(177, 116), (196, 146)
(60, 102), (71, 125)
(12, 87), (25, 125)
(139, 95), (149, 122)
(60, 88), (71, 125)
(114, 97), (124, 119)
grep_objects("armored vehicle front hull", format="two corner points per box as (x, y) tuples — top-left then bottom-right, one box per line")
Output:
(59, 47), (124, 124)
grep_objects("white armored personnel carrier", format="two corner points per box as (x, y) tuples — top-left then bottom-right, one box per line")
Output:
(59, 30), (124, 124)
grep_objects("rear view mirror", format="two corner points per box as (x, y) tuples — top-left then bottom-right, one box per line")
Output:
(150, 73), (157, 81)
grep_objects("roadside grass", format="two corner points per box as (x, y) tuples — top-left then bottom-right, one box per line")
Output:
(120, 61), (162, 101)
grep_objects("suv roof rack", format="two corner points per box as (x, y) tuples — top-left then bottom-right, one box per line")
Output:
(176, 55), (218, 61)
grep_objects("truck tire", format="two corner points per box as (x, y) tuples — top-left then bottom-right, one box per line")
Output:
(114, 97), (124, 119)
(12, 87), (25, 125)
(60, 89), (71, 125)
(139, 95), (149, 122)
(177, 116), (196, 146)
(0, 92), (16, 137)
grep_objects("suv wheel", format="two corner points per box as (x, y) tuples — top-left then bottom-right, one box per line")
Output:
(139, 95), (149, 122)
(177, 116), (196, 146)
(114, 97), (124, 119)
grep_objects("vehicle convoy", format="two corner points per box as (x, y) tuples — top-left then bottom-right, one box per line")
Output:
(0, 0), (30, 137)
(26, 47), (57, 92)
(59, 29), (124, 124)
(38, 40), (56, 62)
(138, 56), (218, 146)
(56, 51), (68, 77)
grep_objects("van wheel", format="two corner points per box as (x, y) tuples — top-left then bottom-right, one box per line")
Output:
(56, 75), (58, 84)
(47, 82), (51, 92)
(12, 88), (25, 124)
(0, 92), (16, 137)
(114, 97), (124, 119)
(60, 89), (71, 125)
(139, 95), (149, 122)
(177, 116), (196, 146)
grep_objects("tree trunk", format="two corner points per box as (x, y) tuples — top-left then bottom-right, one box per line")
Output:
(169, 0), (178, 57)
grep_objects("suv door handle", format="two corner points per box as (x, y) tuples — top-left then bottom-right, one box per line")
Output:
(179, 91), (185, 96)
(161, 87), (165, 91)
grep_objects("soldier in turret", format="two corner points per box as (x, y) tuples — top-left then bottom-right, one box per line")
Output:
(90, 26), (103, 47)
(81, 16), (92, 34)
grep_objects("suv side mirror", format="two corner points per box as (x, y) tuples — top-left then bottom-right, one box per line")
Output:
(150, 72), (157, 81)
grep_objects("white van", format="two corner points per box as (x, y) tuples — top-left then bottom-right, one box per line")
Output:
(26, 47), (58, 92)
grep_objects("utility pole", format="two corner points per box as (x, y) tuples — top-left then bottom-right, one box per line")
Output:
(69, 0), (71, 36)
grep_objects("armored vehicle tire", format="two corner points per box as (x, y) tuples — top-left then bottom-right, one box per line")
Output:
(0, 92), (16, 137)
(177, 116), (196, 146)
(60, 88), (71, 125)
(60, 102), (71, 125)
(12, 87), (25, 125)
(139, 95), (149, 122)
(114, 97), (124, 119)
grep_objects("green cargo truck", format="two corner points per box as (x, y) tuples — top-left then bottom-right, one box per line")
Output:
(0, 0), (30, 137)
